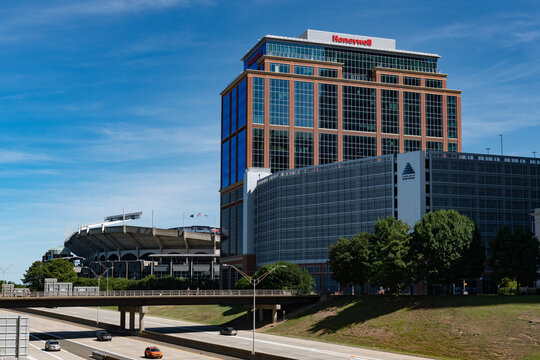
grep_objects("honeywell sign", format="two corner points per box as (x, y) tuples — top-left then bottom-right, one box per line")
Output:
(332, 35), (372, 46)
(300, 30), (396, 50)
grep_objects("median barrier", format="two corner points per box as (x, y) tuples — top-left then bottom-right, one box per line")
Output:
(92, 350), (122, 360)
(17, 308), (297, 360)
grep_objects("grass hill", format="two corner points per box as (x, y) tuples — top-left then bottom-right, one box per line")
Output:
(265, 295), (540, 360)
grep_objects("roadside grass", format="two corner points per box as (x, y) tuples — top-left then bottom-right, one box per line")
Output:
(265, 295), (540, 360)
(144, 305), (246, 326)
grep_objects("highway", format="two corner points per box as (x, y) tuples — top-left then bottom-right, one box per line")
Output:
(30, 306), (434, 360)
(0, 309), (237, 360)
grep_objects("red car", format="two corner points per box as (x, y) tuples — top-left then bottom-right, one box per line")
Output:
(144, 346), (163, 358)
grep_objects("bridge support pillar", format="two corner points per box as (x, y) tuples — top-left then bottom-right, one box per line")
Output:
(120, 311), (126, 329)
(258, 308), (264, 322)
(129, 311), (135, 330)
(119, 306), (147, 332)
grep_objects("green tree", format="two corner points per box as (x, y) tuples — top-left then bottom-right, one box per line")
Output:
(412, 210), (479, 294)
(235, 261), (313, 294)
(22, 261), (46, 291)
(489, 227), (540, 294)
(371, 217), (412, 295)
(329, 233), (372, 294)
(45, 259), (78, 283)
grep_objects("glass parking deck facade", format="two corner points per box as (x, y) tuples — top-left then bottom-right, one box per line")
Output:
(428, 151), (540, 246)
(251, 151), (540, 293)
(220, 30), (462, 284)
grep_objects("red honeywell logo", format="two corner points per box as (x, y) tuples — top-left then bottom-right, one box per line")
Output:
(332, 35), (372, 47)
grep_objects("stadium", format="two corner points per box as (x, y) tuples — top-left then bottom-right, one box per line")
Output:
(64, 213), (221, 281)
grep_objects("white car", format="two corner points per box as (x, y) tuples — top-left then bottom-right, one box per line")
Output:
(45, 339), (61, 351)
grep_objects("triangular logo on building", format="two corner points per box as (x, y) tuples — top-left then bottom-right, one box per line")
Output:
(402, 162), (415, 180)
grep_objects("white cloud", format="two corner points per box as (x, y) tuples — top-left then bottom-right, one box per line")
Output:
(0, 150), (53, 164)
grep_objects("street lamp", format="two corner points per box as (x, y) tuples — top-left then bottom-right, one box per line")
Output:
(88, 266), (111, 325)
(223, 264), (286, 357)
(0, 265), (12, 285)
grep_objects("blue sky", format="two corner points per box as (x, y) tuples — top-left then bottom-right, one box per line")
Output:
(1, 0), (539, 282)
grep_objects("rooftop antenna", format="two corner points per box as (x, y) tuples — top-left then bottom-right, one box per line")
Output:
(499, 134), (503, 155)
(485, 147), (491, 155)
(533, 151), (537, 158)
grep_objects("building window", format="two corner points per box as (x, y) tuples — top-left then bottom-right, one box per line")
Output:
(294, 65), (314, 76)
(343, 135), (376, 160)
(269, 79), (290, 126)
(238, 80), (247, 129)
(380, 74), (398, 84)
(381, 89), (399, 134)
(319, 84), (338, 129)
(220, 207), (229, 257)
(269, 63), (290, 73)
(319, 133), (337, 165)
(426, 94), (443, 138)
(425, 78), (443, 88)
(270, 130), (289, 172)
(319, 68), (338, 78)
(404, 139), (421, 152)
(294, 81), (314, 127)
(294, 132), (313, 168)
(222, 141), (229, 188)
(403, 76), (421, 86)
(426, 141), (443, 151)
(252, 77), (264, 124)
(231, 87), (237, 133)
(252, 128), (264, 167)
(382, 138), (399, 155)
(231, 136), (236, 184)
(447, 95), (458, 139)
(343, 86), (376, 132)
(237, 205), (243, 254)
(222, 93), (230, 139)
(404, 92), (421, 136)
(237, 130), (246, 181)
(448, 143), (457, 152)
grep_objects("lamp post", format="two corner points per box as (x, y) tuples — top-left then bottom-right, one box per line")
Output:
(88, 266), (111, 325)
(0, 265), (12, 285)
(223, 264), (286, 357)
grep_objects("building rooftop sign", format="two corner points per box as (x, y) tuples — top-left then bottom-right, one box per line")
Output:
(299, 29), (397, 51)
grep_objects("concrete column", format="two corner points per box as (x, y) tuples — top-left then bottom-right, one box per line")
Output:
(258, 308), (264, 322)
(129, 311), (135, 330)
(272, 308), (277, 323)
(120, 311), (126, 329)
(139, 311), (145, 332)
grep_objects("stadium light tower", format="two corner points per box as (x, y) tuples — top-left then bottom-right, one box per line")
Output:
(222, 264), (286, 357)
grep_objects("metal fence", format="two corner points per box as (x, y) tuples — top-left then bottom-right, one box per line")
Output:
(8, 289), (300, 298)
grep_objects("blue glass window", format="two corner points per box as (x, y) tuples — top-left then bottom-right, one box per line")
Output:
(294, 81), (313, 128)
(221, 141), (229, 188)
(447, 96), (458, 139)
(319, 84), (337, 129)
(270, 79), (289, 126)
(425, 78), (443, 88)
(231, 87), (237, 133)
(270, 63), (290, 73)
(238, 80), (246, 129)
(244, 43), (266, 70)
(252, 128), (264, 167)
(294, 65), (314, 76)
(319, 68), (338, 78)
(237, 130), (246, 181)
(237, 205), (243, 255)
(230, 204), (236, 255)
(231, 136), (236, 184)
(221, 207), (229, 257)
(222, 94), (230, 139)
(252, 77), (265, 124)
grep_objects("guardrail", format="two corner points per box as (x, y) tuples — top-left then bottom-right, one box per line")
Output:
(5, 289), (301, 298)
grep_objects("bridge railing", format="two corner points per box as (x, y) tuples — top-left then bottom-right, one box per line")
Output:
(21, 289), (301, 298)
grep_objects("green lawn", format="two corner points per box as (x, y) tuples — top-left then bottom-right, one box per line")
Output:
(144, 305), (246, 326)
(265, 295), (540, 360)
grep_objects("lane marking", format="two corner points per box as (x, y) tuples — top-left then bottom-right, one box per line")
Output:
(29, 337), (64, 360)
(31, 328), (137, 360)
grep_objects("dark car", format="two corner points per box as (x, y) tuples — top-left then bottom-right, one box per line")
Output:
(220, 327), (238, 336)
(96, 330), (112, 341)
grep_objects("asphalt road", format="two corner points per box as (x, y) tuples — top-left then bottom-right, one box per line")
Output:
(0, 309), (237, 360)
(29, 306), (434, 360)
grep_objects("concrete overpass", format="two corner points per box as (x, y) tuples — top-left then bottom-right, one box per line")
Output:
(0, 290), (319, 331)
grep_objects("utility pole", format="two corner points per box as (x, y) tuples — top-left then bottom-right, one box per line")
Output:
(499, 134), (503, 155)
(485, 147), (490, 155)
